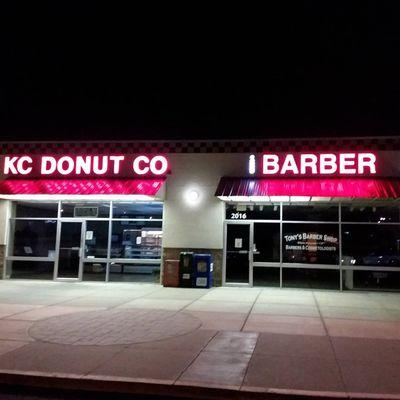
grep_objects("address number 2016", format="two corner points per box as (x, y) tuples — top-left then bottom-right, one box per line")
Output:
(230, 212), (247, 219)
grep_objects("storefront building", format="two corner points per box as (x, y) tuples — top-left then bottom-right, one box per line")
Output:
(1, 136), (400, 291)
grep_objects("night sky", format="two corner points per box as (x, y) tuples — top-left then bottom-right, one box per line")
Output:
(2, 3), (400, 141)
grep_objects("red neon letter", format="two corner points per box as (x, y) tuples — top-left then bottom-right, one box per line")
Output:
(281, 154), (299, 175)
(17, 156), (33, 175)
(93, 156), (108, 175)
(4, 157), (18, 174)
(76, 156), (92, 175)
(149, 156), (168, 175)
(320, 154), (337, 174)
(109, 156), (125, 174)
(57, 156), (74, 175)
(358, 153), (376, 174)
(339, 153), (356, 174)
(133, 156), (150, 175)
(262, 154), (279, 174)
(41, 156), (57, 175)
(300, 154), (318, 174)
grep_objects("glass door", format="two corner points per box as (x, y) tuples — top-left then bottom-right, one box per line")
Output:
(56, 221), (84, 279)
(225, 222), (251, 284)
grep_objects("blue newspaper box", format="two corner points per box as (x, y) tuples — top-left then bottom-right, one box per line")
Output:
(193, 253), (213, 288)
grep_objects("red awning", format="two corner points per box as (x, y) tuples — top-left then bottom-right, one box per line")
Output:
(215, 178), (400, 198)
(0, 179), (164, 196)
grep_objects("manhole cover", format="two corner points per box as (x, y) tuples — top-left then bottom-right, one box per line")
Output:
(29, 309), (202, 346)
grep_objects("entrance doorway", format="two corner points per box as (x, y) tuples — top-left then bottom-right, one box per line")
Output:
(56, 221), (85, 280)
(224, 222), (251, 284)
(223, 221), (281, 287)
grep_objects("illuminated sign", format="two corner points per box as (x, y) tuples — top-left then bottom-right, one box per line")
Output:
(249, 152), (377, 177)
(0, 155), (169, 178)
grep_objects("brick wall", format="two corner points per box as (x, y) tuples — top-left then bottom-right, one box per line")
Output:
(162, 248), (223, 286)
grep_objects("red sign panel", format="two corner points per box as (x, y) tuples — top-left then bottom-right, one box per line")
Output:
(216, 177), (400, 199)
(0, 179), (164, 195)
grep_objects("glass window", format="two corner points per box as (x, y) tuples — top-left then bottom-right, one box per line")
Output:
(83, 262), (106, 282)
(84, 221), (109, 259)
(253, 267), (280, 287)
(111, 220), (162, 259)
(282, 223), (339, 265)
(349, 270), (400, 290)
(8, 260), (54, 280)
(283, 268), (340, 290)
(342, 224), (400, 267)
(225, 204), (280, 220)
(61, 202), (110, 218)
(15, 202), (58, 218)
(341, 204), (400, 223)
(253, 223), (280, 262)
(11, 220), (57, 257)
(109, 262), (160, 283)
(112, 202), (163, 219)
(283, 204), (338, 221)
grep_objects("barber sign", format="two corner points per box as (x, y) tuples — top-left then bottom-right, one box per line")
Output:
(248, 152), (378, 177)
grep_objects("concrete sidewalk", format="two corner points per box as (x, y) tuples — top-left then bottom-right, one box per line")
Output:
(0, 281), (400, 399)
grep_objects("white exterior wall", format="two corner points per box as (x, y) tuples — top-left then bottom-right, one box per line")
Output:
(0, 200), (11, 246)
(163, 153), (249, 249)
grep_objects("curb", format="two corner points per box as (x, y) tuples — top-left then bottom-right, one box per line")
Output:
(1, 370), (400, 400)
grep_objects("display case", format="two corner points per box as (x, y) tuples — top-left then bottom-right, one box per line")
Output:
(120, 228), (162, 259)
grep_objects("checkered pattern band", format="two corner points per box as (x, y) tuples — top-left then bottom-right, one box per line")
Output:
(0, 137), (398, 154)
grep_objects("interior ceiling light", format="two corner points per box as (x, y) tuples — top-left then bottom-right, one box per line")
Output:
(290, 196), (311, 202)
(269, 196), (289, 202)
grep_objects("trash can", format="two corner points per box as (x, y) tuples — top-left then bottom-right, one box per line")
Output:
(179, 252), (194, 287)
(163, 259), (180, 287)
(193, 253), (213, 288)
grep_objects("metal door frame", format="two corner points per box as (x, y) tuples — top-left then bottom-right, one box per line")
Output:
(223, 220), (253, 286)
(54, 219), (86, 281)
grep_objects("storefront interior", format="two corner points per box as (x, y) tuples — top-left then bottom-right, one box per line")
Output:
(223, 200), (400, 291)
(4, 200), (163, 283)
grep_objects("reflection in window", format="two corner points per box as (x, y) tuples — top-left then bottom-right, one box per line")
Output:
(282, 223), (339, 265)
(253, 267), (280, 287)
(341, 204), (400, 223)
(342, 224), (400, 267)
(83, 262), (106, 281)
(283, 268), (340, 290)
(8, 260), (54, 280)
(253, 223), (280, 262)
(16, 202), (58, 218)
(352, 270), (400, 290)
(112, 202), (163, 219)
(84, 221), (109, 258)
(12, 220), (57, 257)
(61, 202), (110, 218)
(283, 204), (338, 221)
(109, 262), (160, 282)
(111, 221), (162, 259)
